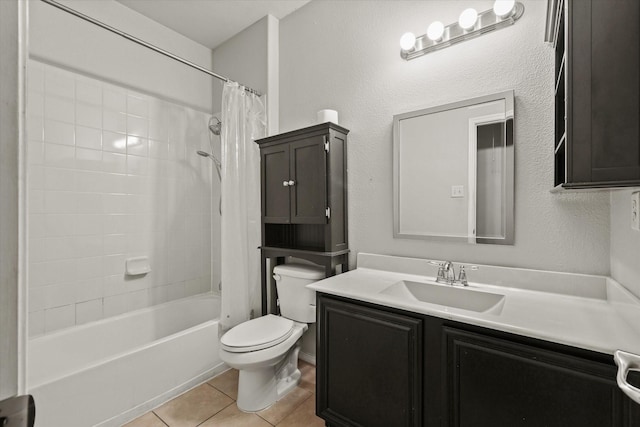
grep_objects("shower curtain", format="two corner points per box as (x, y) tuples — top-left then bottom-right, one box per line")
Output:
(219, 82), (266, 334)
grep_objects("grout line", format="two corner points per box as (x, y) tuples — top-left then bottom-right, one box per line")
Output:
(193, 400), (236, 427)
(151, 411), (170, 427)
(203, 380), (237, 401)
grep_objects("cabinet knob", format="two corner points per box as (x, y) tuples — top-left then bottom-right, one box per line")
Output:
(283, 181), (289, 187)
(288, 180), (295, 186)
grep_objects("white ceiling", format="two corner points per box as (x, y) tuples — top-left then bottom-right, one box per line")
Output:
(115, 0), (311, 49)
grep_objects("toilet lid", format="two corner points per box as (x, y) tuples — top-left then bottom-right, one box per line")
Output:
(221, 315), (295, 353)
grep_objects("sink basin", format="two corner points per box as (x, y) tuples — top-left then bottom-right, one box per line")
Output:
(380, 280), (505, 313)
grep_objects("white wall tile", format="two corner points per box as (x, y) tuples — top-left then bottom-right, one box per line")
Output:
(102, 152), (127, 174)
(28, 61), (215, 336)
(75, 277), (104, 302)
(75, 147), (103, 171)
(103, 294), (127, 317)
(76, 103), (102, 129)
(44, 191), (76, 214)
(76, 125), (102, 150)
(44, 167), (75, 191)
(126, 155), (148, 176)
(44, 304), (75, 333)
(29, 287), (46, 312)
(44, 282), (77, 308)
(45, 69), (75, 99)
(76, 257), (104, 281)
(103, 131), (127, 153)
(29, 311), (45, 337)
(103, 110), (127, 134)
(44, 120), (75, 146)
(103, 88), (126, 112)
(127, 115), (148, 138)
(27, 115), (44, 143)
(127, 94), (148, 118)
(28, 63), (45, 93)
(28, 91), (44, 118)
(74, 214), (104, 236)
(45, 97), (75, 123)
(126, 136), (148, 157)
(44, 214), (76, 237)
(76, 299), (103, 325)
(76, 192), (103, 214)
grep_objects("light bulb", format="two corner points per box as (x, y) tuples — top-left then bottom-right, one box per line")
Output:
(493, 0), (515, 17)
(427, 21), (445, 41)
(399, 32), (416, 51)
(458, 8), (478, 30)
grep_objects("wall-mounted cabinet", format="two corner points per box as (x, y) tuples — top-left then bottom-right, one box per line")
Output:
(317, 293), (640, 427)
(548, 0), (640, 189)
(255, 123), (349, 313)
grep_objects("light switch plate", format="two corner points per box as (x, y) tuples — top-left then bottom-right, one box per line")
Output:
(451, 185), (464, 198)
(632, 191), (640, 231)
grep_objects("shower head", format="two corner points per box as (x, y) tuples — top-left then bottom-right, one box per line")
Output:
(209, 117), (222, 136)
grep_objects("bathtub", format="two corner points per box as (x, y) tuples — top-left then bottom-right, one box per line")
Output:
(28, 293), (226, 427)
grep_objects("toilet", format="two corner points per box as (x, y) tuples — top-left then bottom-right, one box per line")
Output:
(219, 263), (324, 412)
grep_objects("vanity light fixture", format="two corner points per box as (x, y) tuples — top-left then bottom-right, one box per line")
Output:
(400, 1), (524, 60)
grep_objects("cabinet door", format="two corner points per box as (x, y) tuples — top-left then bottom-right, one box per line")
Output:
(261, 144), (291, 223)
(290, 136), (327, 224)
(317, 296), (422, 427)
(568, 0), (640, 185)
(444, 327), (632, 427)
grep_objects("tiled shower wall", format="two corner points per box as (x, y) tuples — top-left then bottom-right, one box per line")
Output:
(27, 60), (216, 336)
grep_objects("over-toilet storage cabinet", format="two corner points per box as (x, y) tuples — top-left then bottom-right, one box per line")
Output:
(255, 122), (349, 314)
(316, 293), (640, 427)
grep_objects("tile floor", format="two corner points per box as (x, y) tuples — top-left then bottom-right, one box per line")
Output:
(123, 360), (324, 427)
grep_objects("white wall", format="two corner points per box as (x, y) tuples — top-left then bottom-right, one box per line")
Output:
(610, 190), (640, 298)
(280, 0), (610, 275)
(0, 0), (26, 399)
(29, 0), (214, 112)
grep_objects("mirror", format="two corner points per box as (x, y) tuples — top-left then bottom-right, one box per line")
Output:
(393, 91), (514, 244)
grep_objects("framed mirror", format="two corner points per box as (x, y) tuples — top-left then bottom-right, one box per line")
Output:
(393, 91), (514, 244)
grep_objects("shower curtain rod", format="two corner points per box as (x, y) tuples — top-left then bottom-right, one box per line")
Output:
(40, 0), (263, 96)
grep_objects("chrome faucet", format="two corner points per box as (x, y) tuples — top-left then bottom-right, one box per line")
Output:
(442, 261), (456, 285)
(430, 260), (478, 286)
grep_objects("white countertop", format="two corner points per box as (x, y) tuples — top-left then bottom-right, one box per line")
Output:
(307, 253), (640, 356)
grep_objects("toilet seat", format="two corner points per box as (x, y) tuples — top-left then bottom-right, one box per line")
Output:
(221, 315), (294, 353)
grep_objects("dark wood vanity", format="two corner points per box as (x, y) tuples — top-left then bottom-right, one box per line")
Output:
(550, 0), (640, 188)
(255, 123), (349, 313)
(316, 293), (640, 427)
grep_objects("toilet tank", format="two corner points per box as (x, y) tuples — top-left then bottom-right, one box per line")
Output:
(273, 263), (325, 323)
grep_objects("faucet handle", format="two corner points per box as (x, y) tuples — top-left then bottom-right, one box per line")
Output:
(428, 260), (446, 283)
(457, 265), (479, 286)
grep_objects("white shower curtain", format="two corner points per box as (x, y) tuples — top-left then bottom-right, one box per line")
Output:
(219, 82), (266, 334)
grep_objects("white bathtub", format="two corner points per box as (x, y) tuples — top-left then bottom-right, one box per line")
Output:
(28, 293), (225, 427)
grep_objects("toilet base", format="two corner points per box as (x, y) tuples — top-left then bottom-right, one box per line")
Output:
(236, 341), (303, 412)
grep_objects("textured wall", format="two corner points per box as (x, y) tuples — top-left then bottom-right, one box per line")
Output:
(280, 0), (610, 274)
(610, 190), (640, 298)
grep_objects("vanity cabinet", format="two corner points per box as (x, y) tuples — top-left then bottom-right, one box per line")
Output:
(549, 0), (640, 188)
(317, 293), (640, 427)
(316, 296), (423, 427)
(255, 123), (349, 314)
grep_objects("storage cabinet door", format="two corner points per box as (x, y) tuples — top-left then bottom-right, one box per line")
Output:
(569, 0), (640, 185)
(290, 136), (327, 224)
(443, 327), (631, 427)
(317, 296), (422, 427)
(261, 144), (291, 223)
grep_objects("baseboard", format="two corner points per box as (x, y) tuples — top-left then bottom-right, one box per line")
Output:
(98, 362), (229, 427)
(299, 351), (316, 365)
